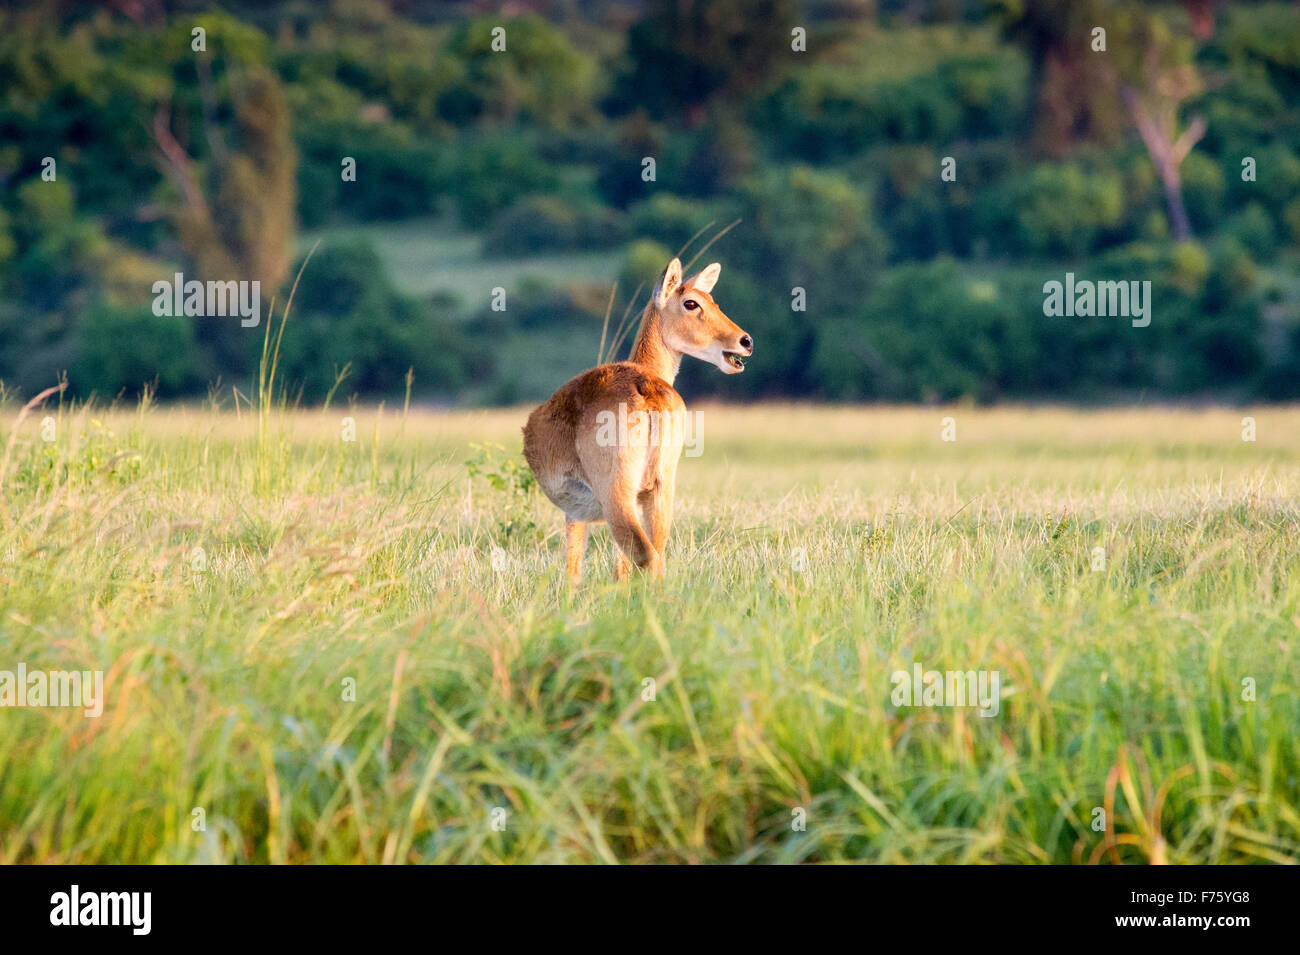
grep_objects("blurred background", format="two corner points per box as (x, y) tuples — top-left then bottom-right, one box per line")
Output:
(0, 0), (1297, 406)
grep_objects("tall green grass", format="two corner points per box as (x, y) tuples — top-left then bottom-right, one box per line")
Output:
(0, 401), (1297, 863)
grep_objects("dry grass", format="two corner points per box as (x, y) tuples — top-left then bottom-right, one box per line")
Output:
(0, 400), (1297, 863)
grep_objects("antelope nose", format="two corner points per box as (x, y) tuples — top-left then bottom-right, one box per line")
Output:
(739, 334), (753, 352)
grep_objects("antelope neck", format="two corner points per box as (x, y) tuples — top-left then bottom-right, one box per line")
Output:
(628, 307), (682, 385)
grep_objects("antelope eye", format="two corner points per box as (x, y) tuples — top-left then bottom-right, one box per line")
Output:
(683, 300), (699, 311)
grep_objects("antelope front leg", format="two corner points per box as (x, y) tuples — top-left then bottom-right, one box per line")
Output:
(564, 518), (587, 585)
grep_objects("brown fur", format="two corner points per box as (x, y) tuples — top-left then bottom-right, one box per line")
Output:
(522, 257), (751, 582)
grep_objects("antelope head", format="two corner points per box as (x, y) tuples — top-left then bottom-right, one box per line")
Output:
(653, 258), (753, 374)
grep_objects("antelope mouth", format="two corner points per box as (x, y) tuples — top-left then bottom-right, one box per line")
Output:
(723, 351), (746, 371)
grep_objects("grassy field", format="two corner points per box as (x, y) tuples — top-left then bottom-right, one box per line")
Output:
(1, 398), (1298, 864)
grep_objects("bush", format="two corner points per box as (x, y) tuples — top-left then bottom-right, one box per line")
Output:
(297, 120), (449, 224)
(996, 162), (1126, 258)
(453, 131), (561, 225)
(482, 196), (627, 256)
(732, 165), (886, 301)
(274, 242), (484, 401)
(72, 304), (200, 397)
(627, 194), (731, 254)
(437, 15), (597, 129)
(812, 259), (1041, 402)
(755, 26), (1030, 161)
(1180, 152), (1227, 232)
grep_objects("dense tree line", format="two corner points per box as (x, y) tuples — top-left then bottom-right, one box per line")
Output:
(0, 0), (1296, 404)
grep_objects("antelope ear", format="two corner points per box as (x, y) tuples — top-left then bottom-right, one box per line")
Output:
(684, 262), (721, 294)
(654, 257), (683, 308)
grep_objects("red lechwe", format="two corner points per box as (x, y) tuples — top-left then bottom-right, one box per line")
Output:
(523, 257), (753, 582)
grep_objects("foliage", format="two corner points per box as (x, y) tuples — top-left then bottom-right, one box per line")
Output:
(464, 440), (542, 544)
(71, 303), (200, 396)
(482, 196), (627, 256)
(608, 0), (798, 119)
(0, 1), (1298, 403)
(439, 15), (598, 130)
(272, 241), (484, 402)
(756, 25), (1032, 161)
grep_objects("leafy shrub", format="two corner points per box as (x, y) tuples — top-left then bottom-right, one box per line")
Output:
(437, 15), (597, 129)
(996, 163), (1125, 258)
(464, 441), (542, 544)
(755, 26), (1030, 161)
(813, 259), (1041, 402)
(627, 194), (731, 254)
(453, 131), (561, 225)
(1179, 152), (1227, 232)
(297, 120), (449, 224)
(72, 304), (200, 397)
(482, 196), (627, 256)
(273, 241), (484, 401)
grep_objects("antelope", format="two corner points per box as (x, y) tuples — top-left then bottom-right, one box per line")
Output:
(523, 257), (753, 583)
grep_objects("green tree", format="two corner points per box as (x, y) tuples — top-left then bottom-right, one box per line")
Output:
(148, 17), (296, 371)
(437, 15), (597, 129)
(610, 0), (797, 121)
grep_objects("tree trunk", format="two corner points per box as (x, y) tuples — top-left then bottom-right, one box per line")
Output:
(1161, 168), (1192, 241)
(1121, 85), (1206, 243)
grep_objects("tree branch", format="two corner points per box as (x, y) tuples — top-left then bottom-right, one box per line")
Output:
(151, 101), (208, 217)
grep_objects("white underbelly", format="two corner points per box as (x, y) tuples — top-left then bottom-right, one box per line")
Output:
(548, 476), (602, 522)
